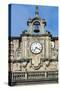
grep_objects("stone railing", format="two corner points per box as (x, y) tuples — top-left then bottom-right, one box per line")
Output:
(9, 71), (58, 85)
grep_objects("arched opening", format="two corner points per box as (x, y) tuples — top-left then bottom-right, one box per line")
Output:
(33, 21), (40, 33)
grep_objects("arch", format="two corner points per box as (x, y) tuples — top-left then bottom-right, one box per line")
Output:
(33, 21), (40, 25)
(32, 20), (40, 33)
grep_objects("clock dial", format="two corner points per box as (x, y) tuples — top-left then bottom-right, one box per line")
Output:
(51, 42), (55, 48)
(31, 42), (42, 54)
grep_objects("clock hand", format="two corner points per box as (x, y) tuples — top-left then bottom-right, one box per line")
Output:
(34, 47), (40, 51)
(34, 47), (37, 51)
(35, 47), (40, 50)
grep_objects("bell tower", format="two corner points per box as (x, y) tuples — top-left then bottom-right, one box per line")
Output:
(27, 6), (46, 34)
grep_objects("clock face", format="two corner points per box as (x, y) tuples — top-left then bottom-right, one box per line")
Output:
(51, 42), (55, 48)
(31, 42), (42, 54)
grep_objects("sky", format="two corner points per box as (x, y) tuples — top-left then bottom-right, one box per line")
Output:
(9, 4), (58, 37)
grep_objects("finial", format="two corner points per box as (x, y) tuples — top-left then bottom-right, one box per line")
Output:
(35, 5), (39, 17)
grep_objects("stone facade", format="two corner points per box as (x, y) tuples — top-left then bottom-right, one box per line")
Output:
(8, 6), (58, 85)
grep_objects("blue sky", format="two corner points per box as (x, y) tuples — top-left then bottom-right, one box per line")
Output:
(10, 4), (58, 37)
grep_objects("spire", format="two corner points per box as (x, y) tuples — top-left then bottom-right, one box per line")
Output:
(35, 5), (39, 17)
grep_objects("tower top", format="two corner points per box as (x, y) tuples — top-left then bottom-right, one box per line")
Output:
(35, 5), (39, 17)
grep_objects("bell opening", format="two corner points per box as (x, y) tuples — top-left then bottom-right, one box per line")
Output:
(34, 29), (40, 33)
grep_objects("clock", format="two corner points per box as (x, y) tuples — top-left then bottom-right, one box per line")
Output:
(31, 42), (42, 54)
(51, 42), (55, 48)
